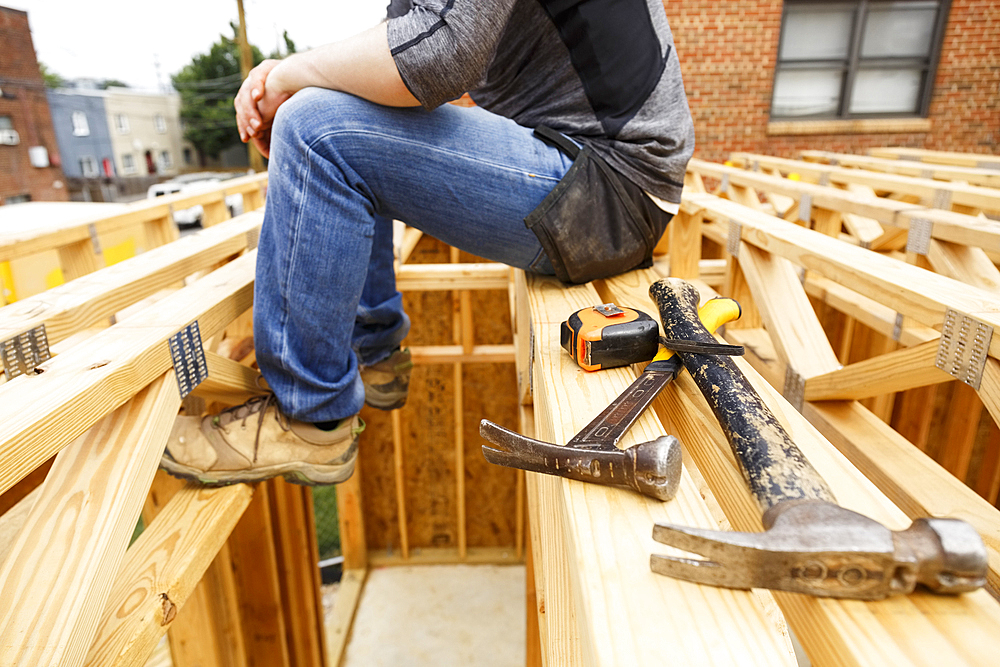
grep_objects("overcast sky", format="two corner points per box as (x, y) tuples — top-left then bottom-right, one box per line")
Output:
(7, 0), (389, 91)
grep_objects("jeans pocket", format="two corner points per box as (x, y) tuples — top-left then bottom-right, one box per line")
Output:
(524, 140), (672, 285)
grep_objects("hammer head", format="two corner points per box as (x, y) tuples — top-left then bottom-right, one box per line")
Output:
(650, 500), (987, 599)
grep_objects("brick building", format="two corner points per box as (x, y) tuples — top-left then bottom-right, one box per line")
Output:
(0, 5), (68, 205)
(667, 0), (998, 162)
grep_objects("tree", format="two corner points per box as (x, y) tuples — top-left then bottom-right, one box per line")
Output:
(283, 30), (297, 55)
(99, 79), (129, 89)
(172, 22), (266, 162)
(38, 62), (65, 89)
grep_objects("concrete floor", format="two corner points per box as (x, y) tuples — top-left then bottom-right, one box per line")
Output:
(334, 564), (526, 667)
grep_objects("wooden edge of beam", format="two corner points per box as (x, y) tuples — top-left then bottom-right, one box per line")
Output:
(191, 350), (267, 405)
(804, 399), (1000, 597)
(366, 546), (524, 568)
(0, 372), (182, 666)
(396, 262), (510, 291)
(409, 344), (515, 365)
(324, 568), (367, 667)
(84, 482), (255, 666)
(804, 339), (950, 401)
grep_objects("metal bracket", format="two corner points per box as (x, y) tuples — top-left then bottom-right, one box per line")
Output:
(933, 189), (953, 211)
(87, 223), (102, 255)
(978, 160), (1000, 170)
(901, 154), (922, 162)
(720, 173), (730, 193)
(818, 172), (830, 187)
(906, 217), (933, 256)
(920, 169), (934, 180)
(798, 194), (812, 223)
(892, 312), (905, 342)
(829, 158), (839, 167)
(751, 160), (760, 172)
(935, 309), (993, 390)
(168, 321), (209, 399)
(783, 367), (806, 412)
(727, 219), (742, 257)
(1, 324), (51, 379)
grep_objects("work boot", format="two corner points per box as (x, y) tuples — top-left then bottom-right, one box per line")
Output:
(160, 393), (364, 486)
(359, 347), (413, 410)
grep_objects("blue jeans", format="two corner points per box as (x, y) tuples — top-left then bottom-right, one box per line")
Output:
(254, 88), (573, 422)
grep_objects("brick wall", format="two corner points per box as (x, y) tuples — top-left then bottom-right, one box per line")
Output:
(0, 6), (68, 204)
(666, 0), (999, 162)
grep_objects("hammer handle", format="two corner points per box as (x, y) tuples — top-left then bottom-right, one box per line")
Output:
(649, 279), (836, 514)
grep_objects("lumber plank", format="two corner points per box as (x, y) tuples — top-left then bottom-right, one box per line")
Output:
(689, 159), (1000, 253)
(869, 147), (1000, 169)
(927, 240), (1000, 291)
(324, 569), (366, 667)
(736, 244), (841, 378)
(525, 271), (794, 666)
(337, 461), (368, 571)
(667, 209), (702, 279)
(801, 150), (1000, 189)
(804, 339), (950, 401)
(85, 483), (254, 667)
(395, 262), (510, 291)
(0, 372), (180, 667)
(603, 271), (1000, 665)
(191, 351), (267, 405)
(0, 251), (256, 497)
(730, 153), (1000, 215)
(804, 400), (1000, 595)
(684, 192), (1000, 358)
(0, 213), (261, 347)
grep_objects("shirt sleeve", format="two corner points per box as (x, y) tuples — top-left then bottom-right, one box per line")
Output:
(387, 0), (517, 109)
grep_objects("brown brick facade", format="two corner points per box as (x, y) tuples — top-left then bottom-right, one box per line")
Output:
(666, 0), (999, 162)
(0, 6), (68, 204)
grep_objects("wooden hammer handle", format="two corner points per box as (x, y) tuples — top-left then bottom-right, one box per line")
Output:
(648, 278), (836, 515)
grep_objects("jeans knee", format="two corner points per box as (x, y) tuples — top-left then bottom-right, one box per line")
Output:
(272, 88), (371, 151)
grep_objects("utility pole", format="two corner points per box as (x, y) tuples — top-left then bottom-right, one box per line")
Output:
(237, 0), (266, 172)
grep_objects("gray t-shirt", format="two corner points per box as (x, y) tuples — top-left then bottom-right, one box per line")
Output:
(386, 0), (694, 205)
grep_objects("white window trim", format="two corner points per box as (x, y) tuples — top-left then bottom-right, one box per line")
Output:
(80, 155), (99, 178)
(121, 153), (137, 175)
(72, 111), (90, 137)
(115, 114), (131, 134)
(154, 114), (167, 133)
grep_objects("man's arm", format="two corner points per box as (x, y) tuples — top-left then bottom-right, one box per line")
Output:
(236, 22), (418, 157)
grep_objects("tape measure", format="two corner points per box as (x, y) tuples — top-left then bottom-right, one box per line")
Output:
(560, 303), (660, 372)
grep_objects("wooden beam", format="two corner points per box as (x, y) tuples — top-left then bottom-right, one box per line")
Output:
(804, 339), (950, 401)
(525, 271), (794, 666)
(336, 465), (367, 571)
(0, 213), (261, 347)
(191, 350), (267, 405)
(869, 147), (1000, 169)
(805, 400), (1000, 595)
(736, 244), (841, 378)
(85, 483), (254, 667)
(408, 343), (514, 365)
(324, 569), (366, 667)
(0, 371), (181, 666)
(396, 262), (510, 291)
(0, 251), (256, 497)
(801, 150), (1000, 189)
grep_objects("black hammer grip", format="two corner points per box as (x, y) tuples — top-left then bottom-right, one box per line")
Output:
(648, 278), (836, 515)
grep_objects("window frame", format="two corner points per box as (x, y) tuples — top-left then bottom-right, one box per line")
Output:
(159, 149), (172, 169)
(72, 111), (90, 137)
(114, 113), (131, 134)
(121, 153), (137, 175)
(154, 114), (167, 133)
(79, 155), (99, 178)
(771, 0), (951, 120)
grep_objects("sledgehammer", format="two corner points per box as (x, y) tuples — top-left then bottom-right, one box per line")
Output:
(646, 278), (988, 600)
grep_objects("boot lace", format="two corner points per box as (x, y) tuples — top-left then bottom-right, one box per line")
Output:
(210, 392), (290, 463)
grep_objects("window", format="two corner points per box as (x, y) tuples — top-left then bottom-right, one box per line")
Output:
(771, 0), (949, 119)
(154, 114), (167, 133)
(159, 150), (172, 169)
(72, 111), (90, 137)
(0, 116), (12, 129)
(0, 115), (17, 146)
(114, 113), (130, 134)
(5, 193), (31, 204)
(80, 156), (99, 177)
(121, 153), (136, 174)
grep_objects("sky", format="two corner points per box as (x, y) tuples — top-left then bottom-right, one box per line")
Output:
(6, 0), (389, 91)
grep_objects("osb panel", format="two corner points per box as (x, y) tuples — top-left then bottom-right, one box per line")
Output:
(359, 235), (520, 553)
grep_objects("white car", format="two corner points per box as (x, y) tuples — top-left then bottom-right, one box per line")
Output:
(147, 176), (245, 228)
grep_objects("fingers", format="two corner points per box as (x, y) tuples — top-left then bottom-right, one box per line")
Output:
(251, 128), (272, 159)
(235, 59), (281, 143)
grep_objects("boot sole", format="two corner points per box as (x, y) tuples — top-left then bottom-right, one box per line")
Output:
(160, 457), (356, 487)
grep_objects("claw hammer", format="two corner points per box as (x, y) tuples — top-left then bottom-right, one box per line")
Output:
(646, 278), (988, 600)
